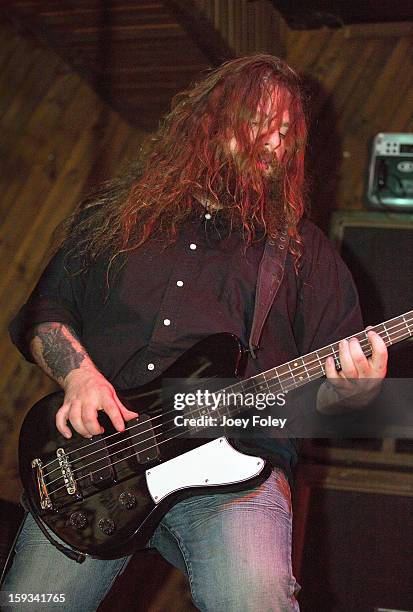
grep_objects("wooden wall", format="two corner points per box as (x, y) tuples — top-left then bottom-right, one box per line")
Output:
(1, 10), (413, 504)
(0, 15), (146, 502)
(285, 22), (413, 229)
(1, 9), (412, 611)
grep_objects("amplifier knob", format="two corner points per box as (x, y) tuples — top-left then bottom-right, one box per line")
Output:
(98, 518), (116, 535)
(69, 511), (88, 530)
(119, 491), (137, 509)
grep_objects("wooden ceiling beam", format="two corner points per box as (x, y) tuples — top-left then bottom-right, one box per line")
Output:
(164, 0), (235, 66)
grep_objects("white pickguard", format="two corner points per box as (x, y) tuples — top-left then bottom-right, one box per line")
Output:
(145, 437), (265, 504)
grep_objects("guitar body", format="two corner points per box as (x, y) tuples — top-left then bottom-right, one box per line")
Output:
(19, 309), (413, 559)
(19, 333), (270, 559)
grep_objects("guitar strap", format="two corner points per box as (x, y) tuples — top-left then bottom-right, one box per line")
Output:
(248, 229), (290, 358)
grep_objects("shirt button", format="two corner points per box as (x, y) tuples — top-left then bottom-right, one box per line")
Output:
(147, 363), (155, 371)
(205, 213), (212, 220)
(189, 243), (197, 250)
(176, 280), (184, 287)
(163, 319), (171, 326)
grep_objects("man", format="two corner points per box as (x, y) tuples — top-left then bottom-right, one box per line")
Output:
(4, 54), (387, 611)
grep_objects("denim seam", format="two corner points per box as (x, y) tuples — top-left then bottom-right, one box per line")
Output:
(156, 521), (203, 610)
(92, 556), (131, 606)
(285, 504), (300, 605)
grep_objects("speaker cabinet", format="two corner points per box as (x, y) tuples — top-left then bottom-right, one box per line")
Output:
(293, 211), (413, 612)
(330, 211), (413, 377)
(296, 480), (413, 612)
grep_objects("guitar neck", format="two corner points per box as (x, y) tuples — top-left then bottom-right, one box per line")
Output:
(228, 310), (413, 402)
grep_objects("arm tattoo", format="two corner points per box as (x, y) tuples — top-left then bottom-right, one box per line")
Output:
(34, 323), (87, 382)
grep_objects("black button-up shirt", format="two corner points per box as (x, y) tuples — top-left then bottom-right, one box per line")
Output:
(10, 209), (363, 480)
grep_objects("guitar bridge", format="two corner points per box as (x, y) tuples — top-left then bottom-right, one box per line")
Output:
(31, 458), (53, 510)
(56, 447), (77, 495)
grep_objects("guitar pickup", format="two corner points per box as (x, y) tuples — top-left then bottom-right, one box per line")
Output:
(126, 414), (159, 464)
(77, 436), (114, 486)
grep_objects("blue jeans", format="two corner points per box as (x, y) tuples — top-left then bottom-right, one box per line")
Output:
(1, 469), (299, 611)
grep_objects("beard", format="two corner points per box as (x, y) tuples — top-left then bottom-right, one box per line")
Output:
(213, 156), (288, 238)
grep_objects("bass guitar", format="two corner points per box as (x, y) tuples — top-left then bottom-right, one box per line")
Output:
(19, 310), (413, 559)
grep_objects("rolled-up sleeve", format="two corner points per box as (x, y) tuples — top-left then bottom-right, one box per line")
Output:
(9, 246), (88, 361)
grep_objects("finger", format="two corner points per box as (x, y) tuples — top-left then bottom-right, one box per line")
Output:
(114, 395), (139, 421)
(82, 406), (105, 437)
(337, 339), (358, 379)
(101, 401), (127, 433)
(347, 337), (370, 378)
(367, 330), (388, 376)
(56, 403), (73, 439)
(325, 355), (340, 379)
(119, 406), (139, 422)
(325, 354), (354, 397)
(68, 400), (95, 438)
(111, 391), (139, 422)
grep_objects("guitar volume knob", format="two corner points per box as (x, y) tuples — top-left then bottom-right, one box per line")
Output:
(69, 511), (88, 530)
(99, 518), (116, 535)
(119, 491), (137, 509)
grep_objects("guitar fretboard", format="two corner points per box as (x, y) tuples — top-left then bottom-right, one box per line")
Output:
(186, 310), (413, 424)
(245, 309), (413, 395)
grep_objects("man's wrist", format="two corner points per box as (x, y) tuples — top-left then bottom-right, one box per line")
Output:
(316, 378), (382, 415)
(63, 364), (103, 388)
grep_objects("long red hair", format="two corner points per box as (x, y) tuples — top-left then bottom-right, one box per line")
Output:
(63, 54), (308, 268)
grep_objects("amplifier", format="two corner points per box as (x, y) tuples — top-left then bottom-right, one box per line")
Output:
(366, 133), (413, 211)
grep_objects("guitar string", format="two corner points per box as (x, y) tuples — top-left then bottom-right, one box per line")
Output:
(48, 336), (408, 497)
(47, 327), (407, 497)
(43, 328), (379, 482)
(48, 360), (329, 496)
(42, 314), (413, 476)
(41, 313), (412, 473)
(41, 318), (412, 485)
(42, 319), (413, 485)
(45, 325), (412, 494)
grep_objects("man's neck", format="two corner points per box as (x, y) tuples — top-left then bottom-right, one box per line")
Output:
(193, 191), (223, 212)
